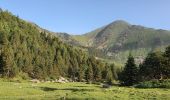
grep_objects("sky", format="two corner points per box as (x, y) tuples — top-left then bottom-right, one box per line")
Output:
(0, 0), (170, 35)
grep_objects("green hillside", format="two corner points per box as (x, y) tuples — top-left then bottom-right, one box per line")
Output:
(73, 20), (170, 63)
(0, 10), (117, 81)
(32, 19), (170, 64)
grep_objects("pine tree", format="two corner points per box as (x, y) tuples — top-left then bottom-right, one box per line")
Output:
(0, 54), (3, 76)
(85, 65), (93, 82)
(119, 54), (138, 86)
(101, 63), (109, 79)
(68, 66), (74, 80)
(92, 61), (101, 82)
(163, 46), (170, 78)
(95, 67), (101, 82)
(78, 64), (84, 82)
(1, 45), (16, 77)
(0, 31), (17, 77)
(164, 46), (170, 58)
(139, 51), (165, 81)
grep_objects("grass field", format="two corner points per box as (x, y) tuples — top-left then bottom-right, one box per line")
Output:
(0, 80), (170, 100)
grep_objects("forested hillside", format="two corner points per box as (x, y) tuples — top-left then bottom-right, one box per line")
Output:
(28, 19), (170, 64)
(0, 10), (117, 82)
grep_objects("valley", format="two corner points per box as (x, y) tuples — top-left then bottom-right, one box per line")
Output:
(0, 3), (170, 100)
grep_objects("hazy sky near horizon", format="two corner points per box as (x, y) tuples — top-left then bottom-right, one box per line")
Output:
(0, 0), (169, 35)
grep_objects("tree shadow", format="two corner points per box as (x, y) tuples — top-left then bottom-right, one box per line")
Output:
(40, 87), (58, 91)
(40, 87), (95, 92)
(73, 85), (88, 88)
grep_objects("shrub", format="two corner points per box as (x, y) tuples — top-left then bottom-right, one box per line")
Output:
(135, 79), (170, 88)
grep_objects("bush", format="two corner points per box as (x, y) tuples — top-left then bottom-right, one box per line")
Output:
(135, 79), (170, 88)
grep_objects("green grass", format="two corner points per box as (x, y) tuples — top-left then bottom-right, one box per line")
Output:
(72, 35), (89, 45)
(0, 80), (170, 100)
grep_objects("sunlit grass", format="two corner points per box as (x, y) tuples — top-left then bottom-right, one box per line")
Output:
(0, 80), (170, 100)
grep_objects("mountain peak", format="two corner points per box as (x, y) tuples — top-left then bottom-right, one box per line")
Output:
(110, 20), (130, 26)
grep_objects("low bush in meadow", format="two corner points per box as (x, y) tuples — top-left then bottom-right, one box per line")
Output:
(135, 79), (170, 88)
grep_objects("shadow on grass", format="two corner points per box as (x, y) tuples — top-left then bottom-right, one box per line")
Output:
(73, 85), (101, 88)
(40, 87), (95, 92)
(73, 85), (88, 88)
(40, 87), (58, 91)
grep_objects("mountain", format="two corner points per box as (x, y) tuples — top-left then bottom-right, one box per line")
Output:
(73, 20), (170, 63)
(30, 19), (170, 64)
(55, 32), (83, 46)
(0, 10), (117, 81)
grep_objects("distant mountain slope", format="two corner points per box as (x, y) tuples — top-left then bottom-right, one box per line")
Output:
(72, 27), (105, 47)
(81, 20), (170, 49)
(17, 13), (170, 64)
(29, 22), (83, 47)
(73, 20), (170, 63)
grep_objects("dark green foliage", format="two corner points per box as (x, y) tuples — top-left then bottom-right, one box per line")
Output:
(78, 64), (84, 81)
(163, 46), (170, 78)
(0, 54), (3, 75)
(139, 51), (165, 81)
(85, 64), (93, 82)
(101, 63), (117, 85)
(68, 66), (74, 80)
(164, 46), (170, 58)
(119, 54), (138, 86)
(94, 66), (101, 82)
(0, 10), (117, 82)
(1, 46), (16, 77)
(135, 79), (170, 88)
(106, 69), (113, 85)
(137, 46), (170, 84)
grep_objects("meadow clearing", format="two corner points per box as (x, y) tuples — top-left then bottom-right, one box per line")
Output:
(0, 80), (170, 100)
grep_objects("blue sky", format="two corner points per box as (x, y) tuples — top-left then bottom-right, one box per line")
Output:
(0, 0), (169, 35)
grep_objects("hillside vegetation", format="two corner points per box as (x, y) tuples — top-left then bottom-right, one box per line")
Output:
(27, 19), (170, 64)
(72, 20), (170, 63)
(0, 10), (117, 82)
(0, 9), (170, 100)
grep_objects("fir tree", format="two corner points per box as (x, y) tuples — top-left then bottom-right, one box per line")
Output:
(119, 54), (138, 86)
(139, 51), (165, 81)
(163, 46), (170, 78)
(78, 64), (84, 82)
(85, 65), (93, 82)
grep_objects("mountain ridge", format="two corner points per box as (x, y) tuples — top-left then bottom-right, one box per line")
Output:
(71, 20), (170, 63)
(16, 14), (170, 63)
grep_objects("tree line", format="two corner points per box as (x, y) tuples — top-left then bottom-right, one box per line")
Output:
(119, 46), (170, 86)
(1, 10), (169, 86)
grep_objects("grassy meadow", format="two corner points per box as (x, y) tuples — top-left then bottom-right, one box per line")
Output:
(0, 80), (170, 100)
